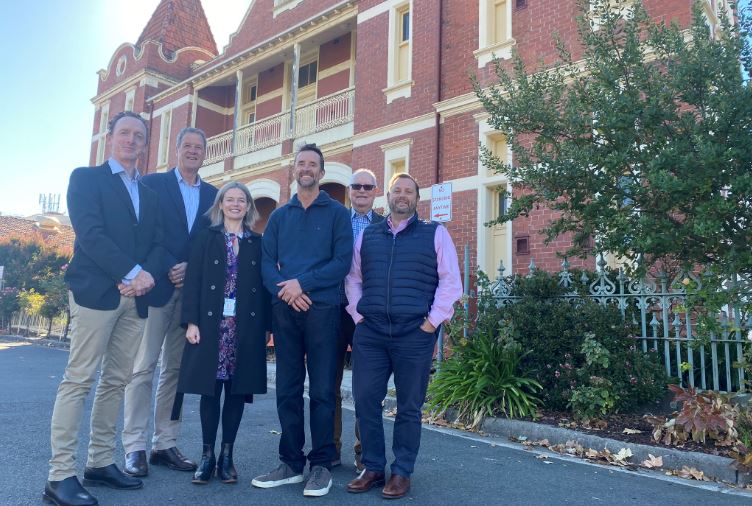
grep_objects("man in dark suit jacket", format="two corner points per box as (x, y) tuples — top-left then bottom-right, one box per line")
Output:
(333, 169), (384, 471)
(122, 127), (217, 478)
(45, 111), (168, 506)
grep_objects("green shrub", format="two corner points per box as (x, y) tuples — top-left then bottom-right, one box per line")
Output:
(428, 275), (542, 427)
(427, 329), (542, 428)
(489, 270), (669, 415)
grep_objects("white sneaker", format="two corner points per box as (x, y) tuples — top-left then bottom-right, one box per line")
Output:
(303, 466), (332, 497)
(251, 463), (304, 488)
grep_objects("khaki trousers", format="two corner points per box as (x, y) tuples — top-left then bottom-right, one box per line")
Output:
(122, 288), (185, 453)
(49, 293), (145, 481)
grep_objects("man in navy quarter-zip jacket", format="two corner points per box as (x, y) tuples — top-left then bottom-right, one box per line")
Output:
(253, 143), (352, 498)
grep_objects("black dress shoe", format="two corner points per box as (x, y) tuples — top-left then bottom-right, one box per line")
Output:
(192, 444), (215, 485)
(124, 450), (148, 477)
(43, 476), (98, 506)
(150, 446), (197, 471)
(216, 443), (238, 484)
(83, 464), (143, 490)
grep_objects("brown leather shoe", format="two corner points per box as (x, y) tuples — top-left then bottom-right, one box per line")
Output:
(149, 447), (197, 471)
(124, 450), (148, 477)
(382, 474), (410, 500)
(346, 470), (386, 494)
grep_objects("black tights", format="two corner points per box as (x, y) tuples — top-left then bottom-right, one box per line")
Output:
(199, 379), (245, 448)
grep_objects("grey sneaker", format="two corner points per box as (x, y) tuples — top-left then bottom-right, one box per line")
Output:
(251, 463), (304, 488)
(303, 466), (332, 497)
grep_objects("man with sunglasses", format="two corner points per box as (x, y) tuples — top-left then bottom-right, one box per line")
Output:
(332, 169), (384, 472)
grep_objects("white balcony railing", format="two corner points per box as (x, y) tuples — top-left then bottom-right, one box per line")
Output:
(294, 87), (354, 138)
(202, 88), (355, 166)
(235, 111), (287, 156)
(204, 131), (233, 165)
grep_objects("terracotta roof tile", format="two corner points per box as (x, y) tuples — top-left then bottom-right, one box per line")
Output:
(137, 0), (218, 56)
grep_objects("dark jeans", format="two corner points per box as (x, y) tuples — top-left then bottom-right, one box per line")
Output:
(272, 301), (339, 472)
(334, 305), (361, 459)
(352, 321), (437, 477)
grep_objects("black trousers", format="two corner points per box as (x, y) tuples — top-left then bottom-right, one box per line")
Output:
(199, 379), (245, 447)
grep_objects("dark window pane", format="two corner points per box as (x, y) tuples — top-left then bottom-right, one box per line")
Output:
(402, 11), (410, 41)
(298, 65), (309, 87)
(310, 61), (317, 83)
(250, 86), (257, 102)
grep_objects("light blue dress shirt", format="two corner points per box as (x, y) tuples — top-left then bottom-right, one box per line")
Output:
(174, 168), (202, 232)
(108, 157), (142, 282)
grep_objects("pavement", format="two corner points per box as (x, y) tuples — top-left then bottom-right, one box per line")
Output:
(2, 336), (751, 505)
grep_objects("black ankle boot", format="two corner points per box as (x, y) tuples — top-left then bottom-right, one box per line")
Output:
(191, 444), (215, 484)
(216, 443), (238, 484)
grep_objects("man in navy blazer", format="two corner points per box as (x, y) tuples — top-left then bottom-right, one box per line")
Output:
(122, 127), (218, 478)
(45, 111), (169, 506)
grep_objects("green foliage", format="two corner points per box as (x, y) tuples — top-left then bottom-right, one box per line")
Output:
(476, 0), (752, 283)
(0, 287), (20, 328)
(427, 330), (542, 428)
(428, 277), (542, 428)
(496, 271), (669, 413)
(569, 380), (617, 420)
(0, 237), (69, 292)
(18, 289), (44, 316)
(39, 276), (68, 321)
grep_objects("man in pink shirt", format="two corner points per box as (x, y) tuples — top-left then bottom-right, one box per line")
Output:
(344, 173), (462, 500)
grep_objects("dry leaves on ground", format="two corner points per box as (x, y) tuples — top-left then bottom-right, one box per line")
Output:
(668, 466), (710, 481)
(641, 454), (663, 469)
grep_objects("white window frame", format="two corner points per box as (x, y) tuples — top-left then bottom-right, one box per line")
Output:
(157, 109), (172, 167)
(475, 0), (515, 68)
(124, 88), (136, 112)
(477, 118), (513, 275)
(383, 1), (413, 104)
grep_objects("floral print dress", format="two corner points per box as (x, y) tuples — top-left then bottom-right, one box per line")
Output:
(216, 231), (243, 380)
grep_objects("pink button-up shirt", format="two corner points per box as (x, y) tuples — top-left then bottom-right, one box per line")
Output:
(345, 214), (463, 328)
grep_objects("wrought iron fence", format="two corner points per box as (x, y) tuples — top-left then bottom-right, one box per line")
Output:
(488, 255), (751, 393)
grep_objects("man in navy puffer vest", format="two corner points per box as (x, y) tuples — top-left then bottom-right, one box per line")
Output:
(345, 173), (462, 499)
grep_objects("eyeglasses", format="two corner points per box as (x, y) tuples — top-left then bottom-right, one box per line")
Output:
(350, 184), (376, 191)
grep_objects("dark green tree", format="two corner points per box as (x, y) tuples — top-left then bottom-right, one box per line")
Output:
(476, 0), (752, 282)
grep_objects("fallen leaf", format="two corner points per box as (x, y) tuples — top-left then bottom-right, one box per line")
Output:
(269, 430), (281, 435)
(676, 466), (709, 481)
(585, 449), (600, 459)
(641, 454), (663, 469)
(614, 448), (633, 462)
(622, 428), (643, 435)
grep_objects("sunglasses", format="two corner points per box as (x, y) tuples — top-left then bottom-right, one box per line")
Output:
(350, 184), (376, 191)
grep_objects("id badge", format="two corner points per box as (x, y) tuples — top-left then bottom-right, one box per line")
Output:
(223, 298), (236, 317)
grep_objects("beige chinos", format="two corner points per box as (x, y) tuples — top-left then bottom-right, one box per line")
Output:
(48, 293), (145, 481)
(122, 288), (185, 453)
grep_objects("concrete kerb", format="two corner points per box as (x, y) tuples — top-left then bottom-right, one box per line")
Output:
(480, 417), (748, 487)
(8, 336), (744, 487)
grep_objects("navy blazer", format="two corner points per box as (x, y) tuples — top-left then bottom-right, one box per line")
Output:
(141, 168), (217, 308)
(64, 162), (169, 318)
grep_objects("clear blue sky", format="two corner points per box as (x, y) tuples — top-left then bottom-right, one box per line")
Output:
(0, 0), (249, 217)
(0, 1), (748, 217)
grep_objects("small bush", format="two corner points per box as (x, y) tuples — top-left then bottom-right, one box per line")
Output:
(492, 270), (669, 415)
(427, 330), (542, 428)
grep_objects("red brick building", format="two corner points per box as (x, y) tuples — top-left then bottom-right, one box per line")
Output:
(89, 0), (731, 279)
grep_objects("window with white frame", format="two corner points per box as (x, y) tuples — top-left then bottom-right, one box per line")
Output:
(242, 80), (258, 125)
(702, 0), (734, 39)
(384, 1), (413, 103)
(124, 89), (136, 112)
(95, 103), (110, 164)
(157, 109), (172, 166)
(297, 59), (318, 105)
(381, 138), (412, 192)
(475, 0), (515, 68)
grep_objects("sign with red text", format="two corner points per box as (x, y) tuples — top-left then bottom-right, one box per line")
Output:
(430, 183), (452, 222)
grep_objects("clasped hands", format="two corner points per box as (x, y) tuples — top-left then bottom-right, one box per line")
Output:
(277, 278), (311, 312)
(118, 270), (155, 297)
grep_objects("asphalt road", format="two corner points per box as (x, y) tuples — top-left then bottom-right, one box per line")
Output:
(1, 339), (750, 505)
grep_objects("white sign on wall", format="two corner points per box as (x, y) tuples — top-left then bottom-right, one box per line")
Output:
(430, 182), (452, 222)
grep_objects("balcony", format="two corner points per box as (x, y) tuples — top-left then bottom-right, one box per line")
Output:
(203, 87), (354, 167)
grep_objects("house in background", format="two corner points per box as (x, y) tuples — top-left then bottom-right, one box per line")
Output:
(89, 0), (733, 279)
